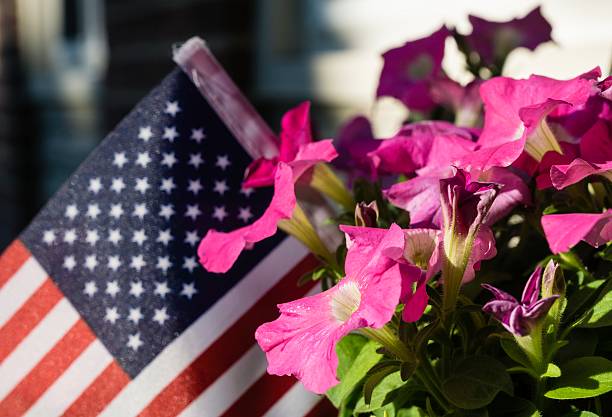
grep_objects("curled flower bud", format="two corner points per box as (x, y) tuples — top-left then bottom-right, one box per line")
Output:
(482, 265), (559, 337)
(355, 201), (379, 227)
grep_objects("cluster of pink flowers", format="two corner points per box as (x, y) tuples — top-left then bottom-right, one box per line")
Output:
(197, 6), (611, 401)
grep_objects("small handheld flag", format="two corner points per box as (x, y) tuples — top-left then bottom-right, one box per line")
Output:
(0, 37), (333, 417)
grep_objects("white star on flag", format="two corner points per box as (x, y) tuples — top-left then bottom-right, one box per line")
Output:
(138, 126), (154, 142)
(164, 100), (181, 117)
(163, 126), (179, 142)
(113, 152), (128, 168)
(104, 307), (121, 324)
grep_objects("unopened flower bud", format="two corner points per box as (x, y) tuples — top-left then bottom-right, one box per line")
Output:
(355, 201), (379, 227)
(541, 260), (565, 299)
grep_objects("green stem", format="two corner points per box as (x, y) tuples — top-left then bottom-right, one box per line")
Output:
(309, 163), (355, 212)
(277, 203), (337, 269)
(415, 369), (450, 413)
(360, 326), (413, 363)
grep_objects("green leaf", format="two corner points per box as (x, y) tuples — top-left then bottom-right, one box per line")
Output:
(363, 367), (398, 405)
(396, 406), (427, 417)
(581, 280), (612, 328)
(545, 356), (612, 399)
(564, 279), (607, 328)
(400, 361), (417, 381)
(327, 338), (383, 407)
(500, 338), (530, 368)
(442, 355), (513, 409)
(507, 366), (539, 379)
(355, 378), (419, 416)
(489, 393), (540, 417)
(561, 412), (599, 417)
(542, 363), (562, 378)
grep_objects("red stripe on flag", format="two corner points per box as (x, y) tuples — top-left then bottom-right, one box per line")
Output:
(137, 254), (320, 417)
(0, 278), (63, 362)
(62, 361), (131, 417)
(220, 374), (296, 417)
(0, 320), (95, 416)
(304, 398), (336, 417)
(0, 240), (30, 290)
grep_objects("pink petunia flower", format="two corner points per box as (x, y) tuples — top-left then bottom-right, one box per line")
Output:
(368, 121), (477, 178)
(439, 169), (499, 310)
(243, 101), (338, 188)
(198, 163), (296, 273)
(341, 225), (441, 322)
(255, 224), (407, 393)
(541, 209), (612, 254)
(385, 166), (530, 230)
(333, 116), (380, 180)
(466, 7), (552, 68)
(376, 26), (450, 112)
(458, 69), (600, 173)
(482, 263), (559, 337)
(546, 119), (612, 189)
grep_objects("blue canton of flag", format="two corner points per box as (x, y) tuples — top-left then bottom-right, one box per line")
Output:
(0, 38), (333, 417)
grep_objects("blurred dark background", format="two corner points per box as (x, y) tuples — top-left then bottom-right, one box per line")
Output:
(1, 0), (609, 249)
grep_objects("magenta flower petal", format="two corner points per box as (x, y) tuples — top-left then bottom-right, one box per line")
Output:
(198, 163), (296, 272)
(340, 225), (401, 278)
(401, 228), (441, 322)
(255, 286), (352, 393)
(464, 226), (497, 282)
(385, 175), (444, 228)
(291, 139), (338, 181)
(550, 159), (612, 189)
(459, 70), (599, 172)
(479, 167), (532, 225)
(377, 26), (450, 111)
(477, 71), (596, 148)
(521, 265), (543, 305)
(368, 125), (476, 177)
(243, 157), (279, 188)
(243, 101), (337, 188)
(334, 116), (380, 179)
(466, 7), (552, 66)
(541, 210), (612, 254)
(482, 263), (559, 337)
(399, 264), (429, 322)
(256, 224), (405, 393)
(279, 101), (313, 160)
(580, 119), (612, 164)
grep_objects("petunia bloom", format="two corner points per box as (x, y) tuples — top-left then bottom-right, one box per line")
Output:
(198, 163), (296, 273)
(243, 101), (338, 188)
(368, 121), (477, 178)
(376, 26), (450, 112)
(385, 165), (529, 230)
(458, 69), (600, 173)
(541, 209), (612, 254)
(482, 264), (559, 337)
(341, 225), (441, 323)
(440, 169), (499, 311)
(255, 224), (407, 393)
(334, 116), (380, 180)
(547, 119), (612, 189)
(466, 7), (552, 68)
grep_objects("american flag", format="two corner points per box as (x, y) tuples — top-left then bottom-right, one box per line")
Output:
(0, 38), (334, 417)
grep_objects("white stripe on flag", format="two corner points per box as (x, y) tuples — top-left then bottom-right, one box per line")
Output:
(99, 238), (308, 417)
(262, 382), (322, 417)
(180, 285), (321, 417)
(0, 298), (79, 400)
(0, 257), (47, 327)
(178, 345), (267, 417)
(23, 339), (113, 417)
